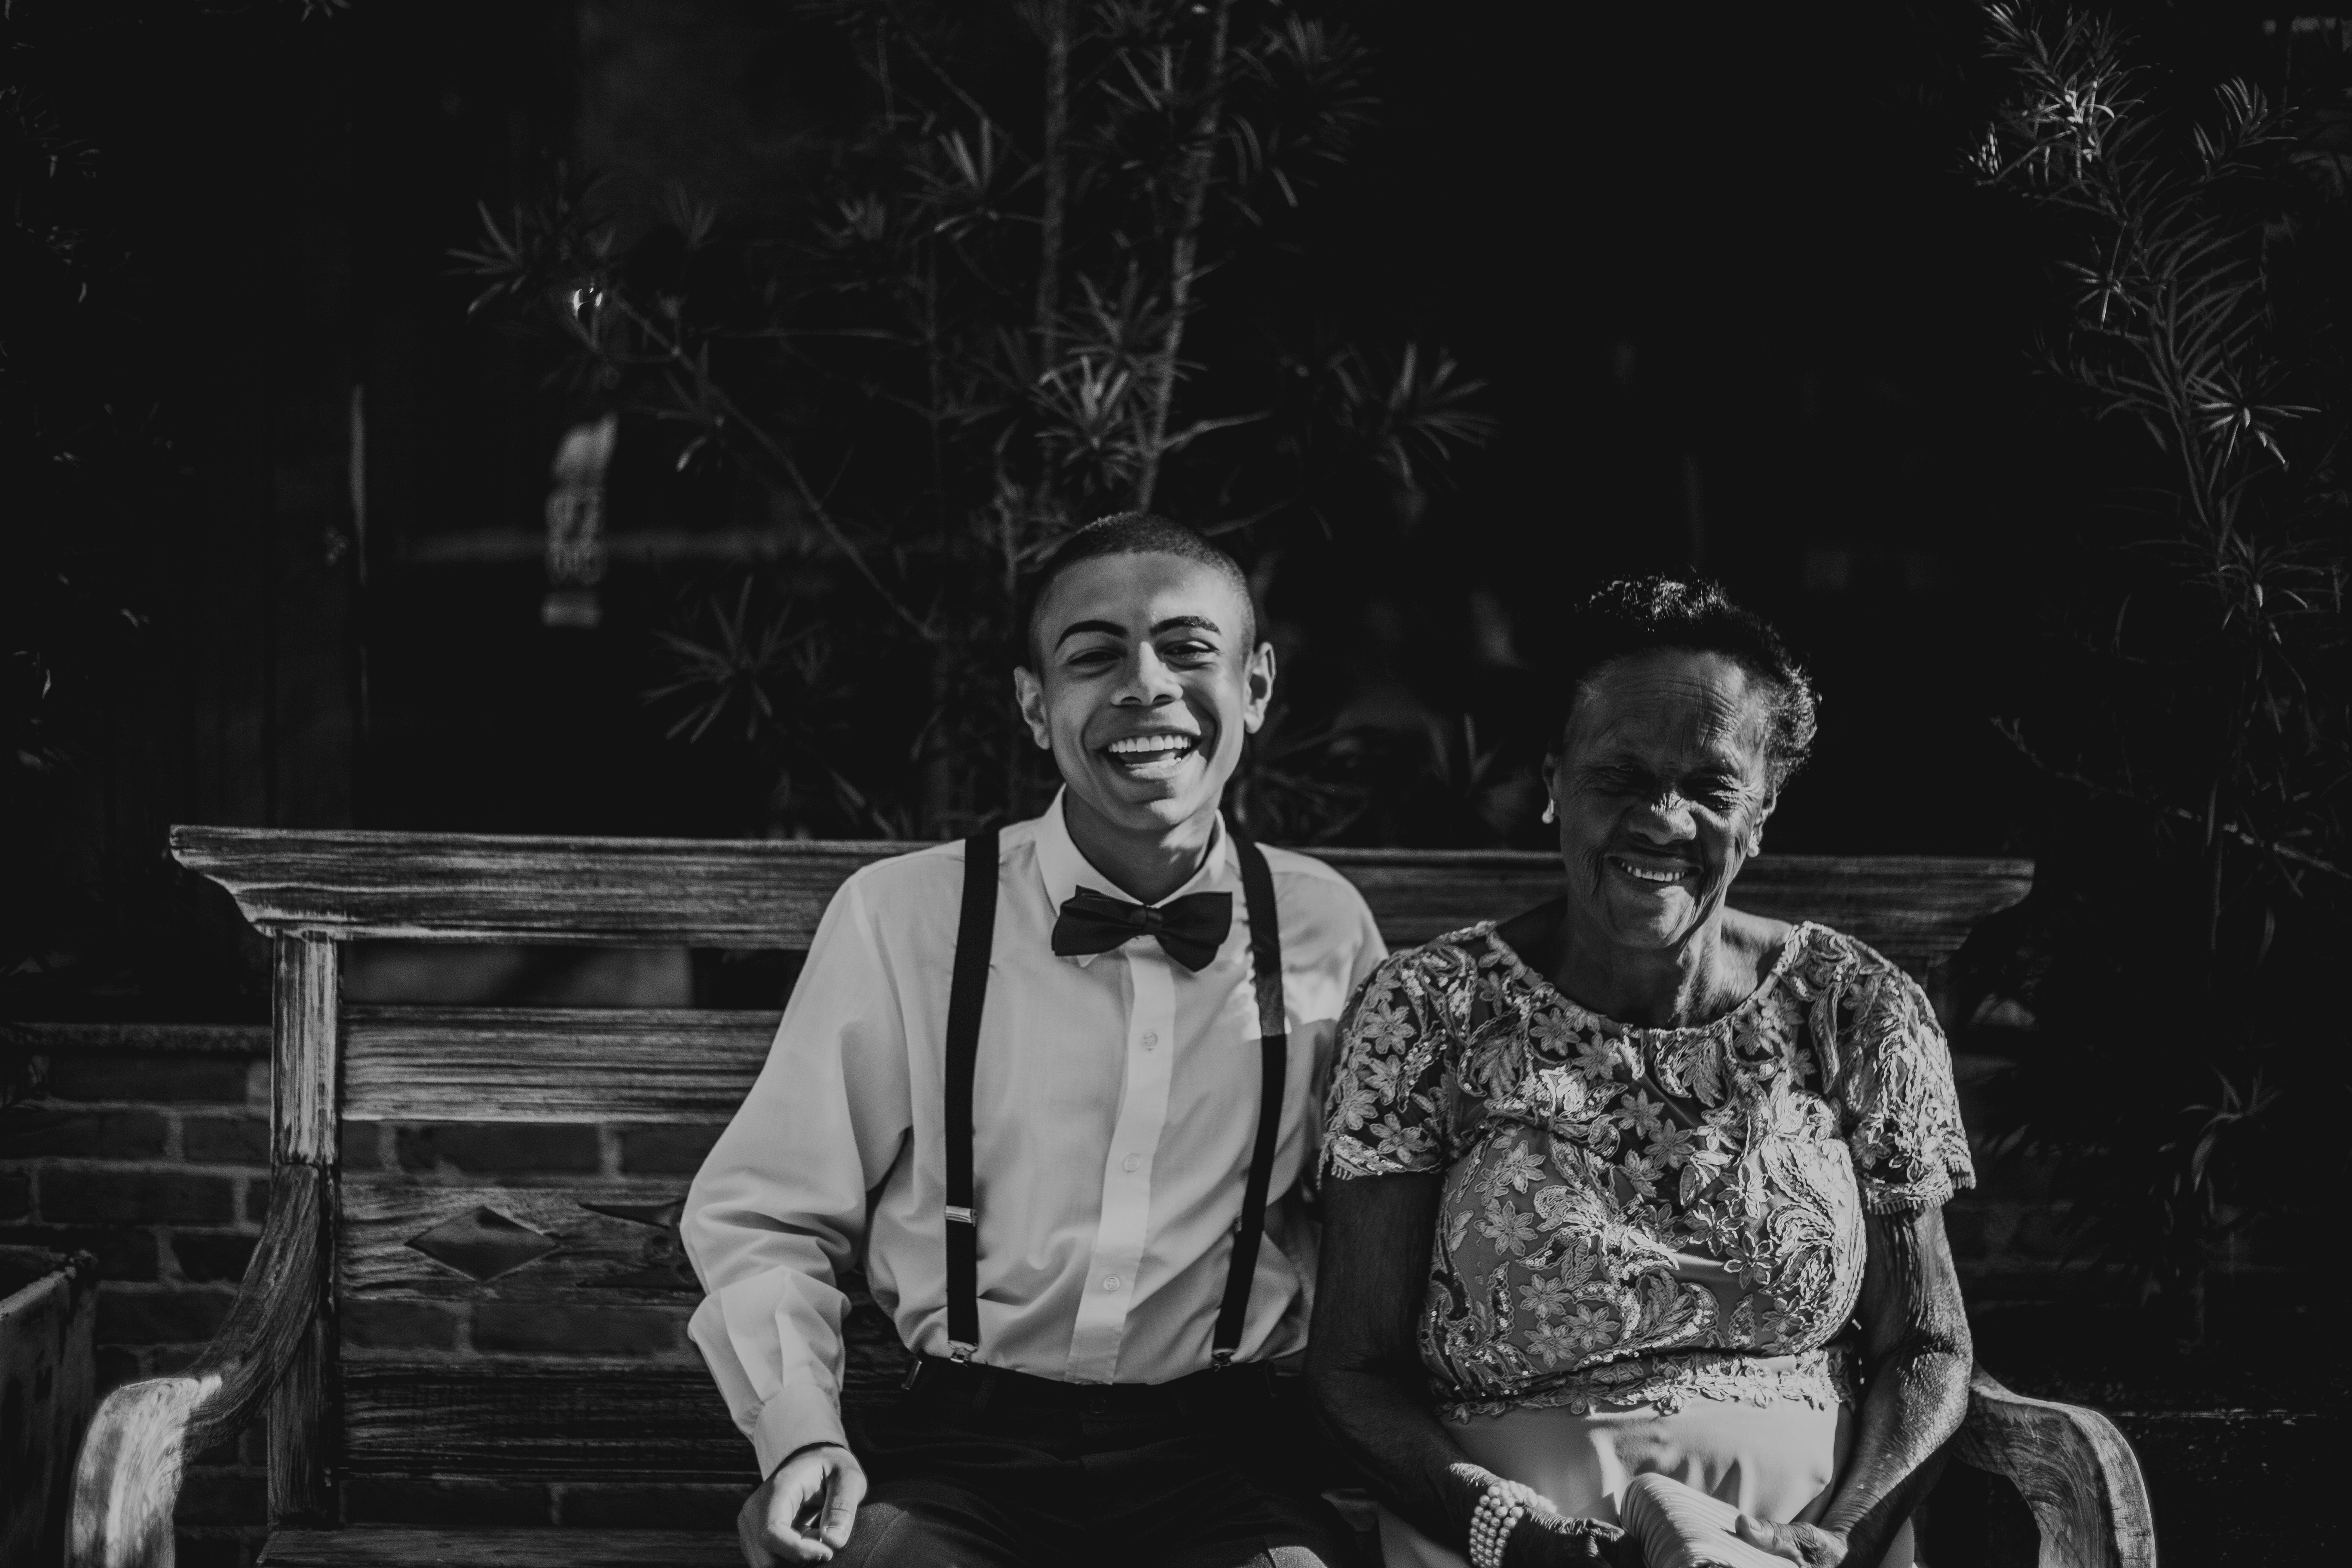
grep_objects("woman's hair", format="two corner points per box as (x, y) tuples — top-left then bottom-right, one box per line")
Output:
(1556, 576), (1819, 793)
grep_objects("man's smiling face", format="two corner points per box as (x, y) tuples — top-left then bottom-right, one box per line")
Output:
(1014, 551), (1273, 839)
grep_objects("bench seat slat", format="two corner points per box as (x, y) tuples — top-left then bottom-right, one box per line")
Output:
(344, 1008), (776, 1124)
(260, 1529), (738, 1567)
(338, 1360), (903, 1479)
(175, 827), (2032, 963)
(342, 1362), (752, 1478)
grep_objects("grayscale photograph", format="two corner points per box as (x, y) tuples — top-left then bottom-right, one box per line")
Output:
(3, 4), (2343, 1566)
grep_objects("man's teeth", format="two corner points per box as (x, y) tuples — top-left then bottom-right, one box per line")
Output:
(1109, 735), (1194, 757)
(1613, 858), (1689, 884)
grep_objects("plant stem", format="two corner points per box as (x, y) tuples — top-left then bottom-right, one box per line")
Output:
(925, 241), (945, 538)
(617, 302), (936, 640)
(1136, 0), (1234, 512)
(1034, 0), (1072, 361)
(882, 0), (998, 138)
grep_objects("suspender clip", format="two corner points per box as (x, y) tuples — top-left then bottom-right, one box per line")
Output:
(944, 1206), (975, 1225)
(948, 1340), (978, 1363)
(1210, 1348), (1235, 1370)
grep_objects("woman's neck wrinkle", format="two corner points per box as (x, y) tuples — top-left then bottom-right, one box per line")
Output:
(1549, 909), (1745, 1029)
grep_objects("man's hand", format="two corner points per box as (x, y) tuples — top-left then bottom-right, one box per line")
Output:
(1733, 1514), (1847, 1567)
(737, 1444), (867, 1566)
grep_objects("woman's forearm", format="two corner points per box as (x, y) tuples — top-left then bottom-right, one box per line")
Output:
(1310, 1175), (1488, 1545)
(1819, 1206), (1973, 1564)
(1316, 1359), (1487, 1543)
(1819, 1336), (1969, 1561)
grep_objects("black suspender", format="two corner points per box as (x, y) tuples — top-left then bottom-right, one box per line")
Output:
(939, 825), (1287, 1372)
(941, 827), (999, 1361)
(1215, 827), (1287, 1367)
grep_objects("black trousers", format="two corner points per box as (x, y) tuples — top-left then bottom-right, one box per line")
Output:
(836, 1360), (1369, 1568)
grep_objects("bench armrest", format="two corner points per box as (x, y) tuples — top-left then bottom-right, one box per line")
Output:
(1954, 1365), (2156, 1568)
(69, 1164), (327, 1568)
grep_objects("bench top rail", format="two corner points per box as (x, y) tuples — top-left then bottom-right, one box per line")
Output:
(174, 826), (2033, 966)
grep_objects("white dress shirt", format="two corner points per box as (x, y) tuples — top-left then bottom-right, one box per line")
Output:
(682, 793), (1388, 1473)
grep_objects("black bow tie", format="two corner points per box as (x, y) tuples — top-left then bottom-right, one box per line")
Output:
(1051, 887), (1233, 973)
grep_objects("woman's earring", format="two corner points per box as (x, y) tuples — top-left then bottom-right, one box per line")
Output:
(1540, 797), (1557, 824)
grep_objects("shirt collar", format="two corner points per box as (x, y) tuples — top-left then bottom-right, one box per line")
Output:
(1034, 789), (1238, 967)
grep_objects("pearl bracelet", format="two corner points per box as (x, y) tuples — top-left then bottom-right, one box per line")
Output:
(1468, 1476), (1543, 1568)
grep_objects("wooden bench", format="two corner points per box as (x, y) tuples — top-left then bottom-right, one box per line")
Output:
(67, 828), (2154, 1568)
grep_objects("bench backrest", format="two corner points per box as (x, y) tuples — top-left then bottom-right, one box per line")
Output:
(172, 826), (2033, 1513)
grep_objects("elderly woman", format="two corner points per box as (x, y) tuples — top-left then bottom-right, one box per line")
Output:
(1308, 579), (1974, 1568)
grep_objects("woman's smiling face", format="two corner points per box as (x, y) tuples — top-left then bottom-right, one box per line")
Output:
(1545, 648), (1777, 952)
(1014, 551), (1272, 837)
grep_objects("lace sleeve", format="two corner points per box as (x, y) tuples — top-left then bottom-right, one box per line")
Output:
(1821, 949), (1976, 1213)
(1320, 947), (1459, 1180)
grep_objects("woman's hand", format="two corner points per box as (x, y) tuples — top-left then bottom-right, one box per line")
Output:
(1733, 1514), (1847, 1567)
(1501, 1504), (1639, 1567)
(736, 1444), (867, 1566)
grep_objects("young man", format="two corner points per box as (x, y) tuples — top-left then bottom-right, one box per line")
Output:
(683, 513), (1387, 1567)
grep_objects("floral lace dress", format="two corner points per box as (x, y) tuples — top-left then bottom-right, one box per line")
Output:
(1323, 923), (1971, 1568)
(1323, 921), (1974, 1422)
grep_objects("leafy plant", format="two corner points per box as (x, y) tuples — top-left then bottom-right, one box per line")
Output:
(1969, 2), (2351, 1331)
(457, 0), (1488, 839)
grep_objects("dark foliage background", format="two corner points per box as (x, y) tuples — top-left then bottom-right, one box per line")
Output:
(455, 0), (1498, 844)
(1957, 4), (2352, 1334)
(6, 0), (2350, 1315)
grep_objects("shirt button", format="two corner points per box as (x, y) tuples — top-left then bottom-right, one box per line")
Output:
(1102, 1274), (1122, 1292)
(1122, 1154), (1140, 1173)
(1140, 1032), (1159, 1048)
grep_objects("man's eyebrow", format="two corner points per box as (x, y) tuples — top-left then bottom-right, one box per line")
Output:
(1052, 619), (1129, 649)
(1151, 615), (1221, 637)
(1052, 614), (1223, 649)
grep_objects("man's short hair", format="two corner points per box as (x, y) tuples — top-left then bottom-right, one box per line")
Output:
(1021, 512), (1259, 668)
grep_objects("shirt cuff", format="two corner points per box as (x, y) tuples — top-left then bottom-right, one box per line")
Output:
(750, 1381), (848, 1479)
